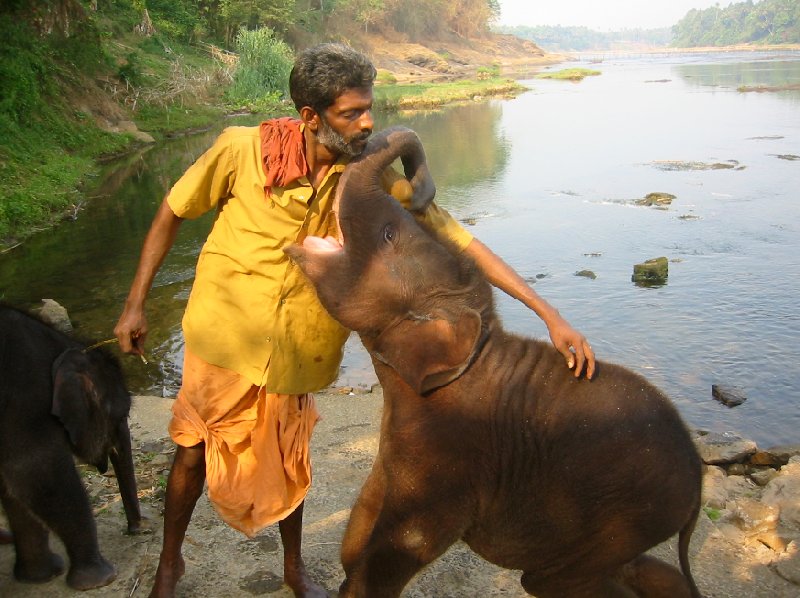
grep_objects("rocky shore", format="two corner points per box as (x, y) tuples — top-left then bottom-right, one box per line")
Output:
(1, 388), (799, 596)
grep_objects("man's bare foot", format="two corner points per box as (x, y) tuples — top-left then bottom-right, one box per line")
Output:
(285, 557), (328, 597)
(148, 555), (186, 598)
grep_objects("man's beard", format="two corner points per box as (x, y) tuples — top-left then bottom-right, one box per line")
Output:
(317, 117), (370, 158)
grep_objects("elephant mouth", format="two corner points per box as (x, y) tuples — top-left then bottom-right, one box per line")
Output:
(300, 234), (343, 254)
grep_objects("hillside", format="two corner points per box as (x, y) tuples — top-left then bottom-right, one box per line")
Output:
(0, 0), (560, 248)
(70, 32), (557, 137)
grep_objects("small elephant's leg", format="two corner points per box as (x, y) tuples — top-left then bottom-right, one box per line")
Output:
(617, 554), (695, 598)
(339, 502), (463, 598)
(341, 466), (386, 575)
(521, 571), (639, 598)
(0, 493), (64, 583)
(8, 452), (116, 590)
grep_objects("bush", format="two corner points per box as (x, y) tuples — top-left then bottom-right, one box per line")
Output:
(226, 27), (293, 109)
(0, 17), (52, 124)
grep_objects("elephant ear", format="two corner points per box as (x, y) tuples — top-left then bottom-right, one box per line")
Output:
(52, 348), (110, 473)
(372, 309), (482, 395)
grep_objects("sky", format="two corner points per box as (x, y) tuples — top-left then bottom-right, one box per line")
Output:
(496, 0), (727, 31)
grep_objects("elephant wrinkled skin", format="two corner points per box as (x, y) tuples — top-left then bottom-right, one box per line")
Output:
(0, 305), (142, 590)
(285, 126), (704, 598)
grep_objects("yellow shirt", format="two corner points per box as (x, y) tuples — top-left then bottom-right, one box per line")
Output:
(167, 124), (473, 393)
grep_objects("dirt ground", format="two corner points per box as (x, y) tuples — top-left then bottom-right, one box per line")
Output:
(1, 388), (798, 597)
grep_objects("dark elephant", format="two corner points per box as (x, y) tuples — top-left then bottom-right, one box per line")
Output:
(0, 305), (142, 590)
(285, 127), (704, 598)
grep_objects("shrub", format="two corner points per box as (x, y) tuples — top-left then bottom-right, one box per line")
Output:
(226, 27), (293, 109)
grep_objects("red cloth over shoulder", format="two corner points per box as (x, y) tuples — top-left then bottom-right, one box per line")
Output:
(260, 117), (308, 196)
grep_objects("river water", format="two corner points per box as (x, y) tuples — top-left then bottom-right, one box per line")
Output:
(2, 51), (798, 446)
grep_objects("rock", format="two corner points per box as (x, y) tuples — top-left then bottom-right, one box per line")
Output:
(631, 256), (668, 284)
(756, 530), (790, 552)
(762, 462), (800, 527)
(726, 498), (779, 534)
(702, 465), (728, 509)
(750, 450), (787, 467)
(132, 130), (156, 144)
(635, 192), (675, 207)
(750, 467), (780, 487)
(712, 384), (747, 407)
(575, 270), (597, 279)
(694, 431), (757, 465)
(771, 542), (800, 584)
(36, 299), (73, 334)
(762, 445), (800, 465)
(727, 463), (747, 476)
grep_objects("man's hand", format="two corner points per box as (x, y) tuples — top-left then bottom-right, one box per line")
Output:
(547, 316), (595, 379)
(114, 305), (148, 357)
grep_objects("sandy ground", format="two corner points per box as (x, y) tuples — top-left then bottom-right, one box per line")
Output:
(1, 389), (799, 597)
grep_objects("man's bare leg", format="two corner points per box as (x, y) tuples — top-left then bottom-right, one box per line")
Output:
(279, 502), (328, 597)
(149, 443), (206, 598)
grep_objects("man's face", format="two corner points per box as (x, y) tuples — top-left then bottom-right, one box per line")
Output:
(318, 86), (374, 157)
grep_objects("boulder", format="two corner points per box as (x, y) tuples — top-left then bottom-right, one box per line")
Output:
(36, 299), (73, 334)
(712, 384), (748, 407)
(695, 431), (757, 465)
(631, 256), (668, 284)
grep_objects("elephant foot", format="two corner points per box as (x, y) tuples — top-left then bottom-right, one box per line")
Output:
(66, 556), (117, 590)
(14, 551), (65, 584)
(0, 528), (13, 544)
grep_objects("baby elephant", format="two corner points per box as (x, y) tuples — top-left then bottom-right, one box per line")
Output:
(286, 127), (704, 598)
(0, 305), (142, 590)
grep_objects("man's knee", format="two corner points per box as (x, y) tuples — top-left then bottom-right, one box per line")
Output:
(173, 443), (206, 471)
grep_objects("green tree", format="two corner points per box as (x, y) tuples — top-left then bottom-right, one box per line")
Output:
(673, 0), (800, 46)
(218, 0), (295, 44)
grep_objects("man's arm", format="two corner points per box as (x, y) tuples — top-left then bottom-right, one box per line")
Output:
(463, 238), (596, 379)
(114, 196), (184, 356)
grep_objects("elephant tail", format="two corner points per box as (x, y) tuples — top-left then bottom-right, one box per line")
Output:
(678, 499), (703, 598)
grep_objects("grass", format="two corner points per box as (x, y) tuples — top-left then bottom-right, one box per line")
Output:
(374, 77), (526, 111)
(535, 68), (601, 81)
(0, 27), (232, 248)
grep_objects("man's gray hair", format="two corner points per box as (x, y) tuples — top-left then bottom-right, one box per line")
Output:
(289, 43), (377, 114)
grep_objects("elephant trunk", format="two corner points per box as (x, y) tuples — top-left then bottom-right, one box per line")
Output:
(108, 419), (143, 534)
(335, 126), (436, 223)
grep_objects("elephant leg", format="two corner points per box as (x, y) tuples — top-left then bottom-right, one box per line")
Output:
(0, 493), (64, 583)
(0, 527), (13, 544)
(339, 501), (464, 598)
(10, 453), (116, 590)
(521, 571), (639, 598)
(616, 554), (695, 598)
(341, 465), (387, 575)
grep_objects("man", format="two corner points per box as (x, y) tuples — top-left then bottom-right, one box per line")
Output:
(115, 43), (595, 598)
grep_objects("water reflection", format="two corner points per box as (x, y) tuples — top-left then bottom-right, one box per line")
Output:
(674, 55), (800, 104)
(1, 52), (798, 446)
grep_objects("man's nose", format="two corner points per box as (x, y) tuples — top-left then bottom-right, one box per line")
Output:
(358, 110), (373, 132)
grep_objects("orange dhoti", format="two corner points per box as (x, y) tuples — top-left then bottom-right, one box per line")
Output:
(168, 348), (320, 537)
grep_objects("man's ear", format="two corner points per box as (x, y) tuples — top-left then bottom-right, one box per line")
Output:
(300, 106), (320, 131)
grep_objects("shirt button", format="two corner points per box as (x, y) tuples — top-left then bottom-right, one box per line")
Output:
(266, 336), (271, 342)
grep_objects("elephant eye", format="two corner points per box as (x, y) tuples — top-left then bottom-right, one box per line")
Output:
(382, 224), (396, 244)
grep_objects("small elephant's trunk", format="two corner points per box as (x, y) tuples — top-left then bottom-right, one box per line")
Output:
(109, 419), (143, 534)
(335, 126), (436, 222)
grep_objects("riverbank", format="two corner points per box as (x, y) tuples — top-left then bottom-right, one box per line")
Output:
(2, 388), (798, 597)
(0, 29), (557, 251)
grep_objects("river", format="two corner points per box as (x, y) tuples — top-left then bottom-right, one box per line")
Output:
(1, 51), (798, 447)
